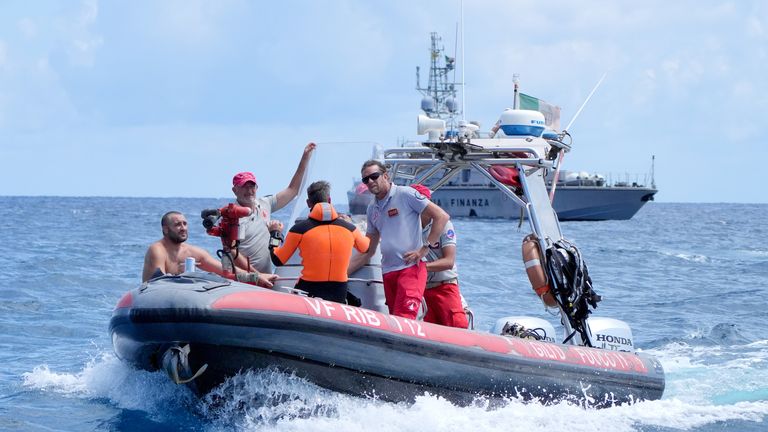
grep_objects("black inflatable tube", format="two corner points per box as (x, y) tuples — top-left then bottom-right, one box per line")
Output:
(111, 302), (664, 406)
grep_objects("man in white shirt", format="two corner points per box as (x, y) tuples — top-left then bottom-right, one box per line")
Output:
(232, 142), (316, 273)
(350, 160), (450, 319)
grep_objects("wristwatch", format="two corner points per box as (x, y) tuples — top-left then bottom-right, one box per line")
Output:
(269, 230), (284, 248)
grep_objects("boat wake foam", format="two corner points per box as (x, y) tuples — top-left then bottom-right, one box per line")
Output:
(20, 349), (768, 431)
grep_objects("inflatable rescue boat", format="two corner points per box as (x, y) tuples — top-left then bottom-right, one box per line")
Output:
(110, 272), (664, 406)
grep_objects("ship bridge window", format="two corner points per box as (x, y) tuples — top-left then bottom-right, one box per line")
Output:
(462, 169), (471, 183)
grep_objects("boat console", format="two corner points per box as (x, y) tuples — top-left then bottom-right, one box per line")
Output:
(391, 113), (633, 351)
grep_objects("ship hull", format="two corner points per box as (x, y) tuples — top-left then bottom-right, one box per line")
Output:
(349, 186), (657, 221)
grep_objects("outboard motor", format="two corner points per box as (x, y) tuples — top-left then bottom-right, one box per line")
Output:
(586, 317), (635, 353)
(492, 316), (557, 343)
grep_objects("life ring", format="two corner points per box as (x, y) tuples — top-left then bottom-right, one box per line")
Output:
(522, 234), (557, 307)
(489, 165), (521, 188)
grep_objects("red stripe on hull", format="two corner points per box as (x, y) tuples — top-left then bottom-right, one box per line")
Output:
(212, 290), (647, 374)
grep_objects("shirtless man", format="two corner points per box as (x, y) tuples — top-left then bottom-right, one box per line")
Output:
(142, 211), (276, 287)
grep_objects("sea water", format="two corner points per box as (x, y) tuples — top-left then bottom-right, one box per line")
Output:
(1, 197), (766, 431)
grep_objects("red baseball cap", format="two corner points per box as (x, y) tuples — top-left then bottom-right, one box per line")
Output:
(233, 172), (257, 187)
(411, 183), (431, 200)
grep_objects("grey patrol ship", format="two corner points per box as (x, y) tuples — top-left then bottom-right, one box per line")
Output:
(347, 32), (657, 221)
(428, 165), (657, 220)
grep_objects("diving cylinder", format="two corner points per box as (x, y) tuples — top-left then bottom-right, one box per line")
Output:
(522, 234), (558, 307)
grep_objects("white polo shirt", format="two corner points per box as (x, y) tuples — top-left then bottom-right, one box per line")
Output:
(422, 220), (459, 283)
(237, 195), (278, 273)
(366, 184), (429, 273)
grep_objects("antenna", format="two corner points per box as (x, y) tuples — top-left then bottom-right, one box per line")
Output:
(460, 0), (465, 120)
(513, 74), (520, 110)
(549, 72), (608, 202)
(564, 72), (607, 132)
(453, 23), (459, 95)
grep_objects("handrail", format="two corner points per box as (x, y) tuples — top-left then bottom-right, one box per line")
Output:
(275, 277), (383, 285)
(384, 145), (546, 160)
(388, 157), (553, 169)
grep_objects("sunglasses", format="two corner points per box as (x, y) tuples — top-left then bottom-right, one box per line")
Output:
(362, 172), (383, 184)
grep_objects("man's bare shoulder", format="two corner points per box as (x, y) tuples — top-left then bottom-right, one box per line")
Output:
(146, 240), (169, 256)
(185, 243), (213, 259)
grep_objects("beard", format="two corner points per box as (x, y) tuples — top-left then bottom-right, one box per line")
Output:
(237, 196), (255, 208)
(167, 230), (188, 244)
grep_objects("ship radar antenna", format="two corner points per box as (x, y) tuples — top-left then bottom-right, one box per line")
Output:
(416, 31), (462, 131)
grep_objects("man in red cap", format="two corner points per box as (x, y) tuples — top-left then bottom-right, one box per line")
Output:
(231, 142), (316, 273)
(411, 184), (469, 329)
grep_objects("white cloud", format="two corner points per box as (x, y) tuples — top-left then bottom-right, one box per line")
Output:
(0, 0), (766, 202)
(732, 80), (754, 98)
(0, 54), (80, 131)
(660, 57), (704, 89)
(0, 40), (7, 68)
(747, 16), (764, 37)
(631, 69), (657, 106)
(18, 18), (37, 38)
(147, 0), (247, 49)
(65, 0), (103, 67)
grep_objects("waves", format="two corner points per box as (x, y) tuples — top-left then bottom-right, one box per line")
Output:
(4, 198), (768, 431)
(15, 347), (767, 432)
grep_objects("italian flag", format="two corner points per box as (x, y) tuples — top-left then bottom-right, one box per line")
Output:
(519, 93), (562, 130)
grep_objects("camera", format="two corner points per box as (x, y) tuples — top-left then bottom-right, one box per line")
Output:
(201, 209), (220, 230)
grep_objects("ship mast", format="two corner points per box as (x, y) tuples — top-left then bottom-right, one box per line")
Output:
(416, 32), (461, 129)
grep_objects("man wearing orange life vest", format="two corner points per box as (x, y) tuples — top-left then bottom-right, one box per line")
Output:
(411, 184), (469, 329)
(269, 181), (370, 303)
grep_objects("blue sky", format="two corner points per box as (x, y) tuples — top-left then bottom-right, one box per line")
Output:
(1, 0), (766, 203)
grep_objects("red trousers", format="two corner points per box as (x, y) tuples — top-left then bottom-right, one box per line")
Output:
(382, 262), (426, 319)
(423, 282), (469, 329)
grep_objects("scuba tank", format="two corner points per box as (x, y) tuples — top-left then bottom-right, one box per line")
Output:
(545, 238), (602, 346)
